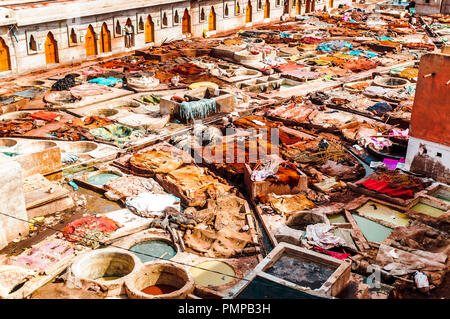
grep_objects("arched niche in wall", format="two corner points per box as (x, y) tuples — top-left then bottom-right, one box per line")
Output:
(44, 32), (58, 64)
(100, 22), (111, 53)
(85, 24), (98, 56)
(174, 10), (179, 24)
(138, 16), (145, 32)
(145, 15), (155, 43)
(265, 0), (270, 18)
(200, 8), (206, 21)
(28, 34), (37, 53)
(208, 7), (216, 31)
(69, 28), (78, 45)
(115, 20), (122, 37)
(162, 12), (168, 27)
(0, 37), (11, 72)
(182, 9), (191, 35)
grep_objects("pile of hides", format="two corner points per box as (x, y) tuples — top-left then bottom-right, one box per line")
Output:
(104, 175), (165, 200)
(73, 116), (115, 129)
(251, 155), (284, 182)
(0, 119), (37, 137)
(309, 110), (356, 129)
(252, 159), (301, 187)
(172, 63), (204, 76)
(58, 216), (122, 248)
(361, 171), (429, 199)
(267, 193), (316, 215)
(49, 126), (94, 141)
(179, 98), (217, 121)
(51, 75), (76, 91)
(376, 244), (447, 276)
(69, 84), (112, 98)
(184, 195), (254, 258)
(367, 102), (393, 116)
(10, 239), (74, 273)
(89, 124), (145, 145)
(130, 148), (186, 174)
(301, 223), (345, 249)
(267, 104), (314, 122)
(166, 165), (234, 207)
(29, 111), (61, 121)
(127, 76), (160, 89)
(0, 265), (35, 298)
(140, 94), (161, 104)
(317, 40), (353, 52)
(126, 193), (180, 218)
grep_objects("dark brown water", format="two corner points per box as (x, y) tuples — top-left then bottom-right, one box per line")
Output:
(266, 255), (336, 290)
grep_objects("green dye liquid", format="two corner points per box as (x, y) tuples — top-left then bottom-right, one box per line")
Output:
(86, 173), (120, 186)
(357, 200), (409, 227)
(433, 189), (450, 202)
(130, 240), (176, 263)
(411, 203), (446, 218)
(352, 214), (393, 244)
(328, 213), (347, 224)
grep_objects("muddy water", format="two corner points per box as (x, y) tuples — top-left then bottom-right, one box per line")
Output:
(356, 201), (409, 227)
(130, 240), (176, 263)
(352, 214), (393, 243)
(141, 284), (177, 295)
(328, 213), (347, 224)
(266, 255), (336, 290)
(189, 260), (236, 287)
(411, 203), (446, 218)
(86, 173), (120, 186)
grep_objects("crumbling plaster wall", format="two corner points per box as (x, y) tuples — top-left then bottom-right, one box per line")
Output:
(405, 137), (450, 184)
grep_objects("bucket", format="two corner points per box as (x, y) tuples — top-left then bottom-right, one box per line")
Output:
(125, 261), (194, 299)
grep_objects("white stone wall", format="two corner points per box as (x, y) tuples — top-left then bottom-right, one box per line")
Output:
(0, 154), (28, 250)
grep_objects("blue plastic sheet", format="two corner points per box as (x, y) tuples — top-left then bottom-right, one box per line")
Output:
(88, 77), (123, 86)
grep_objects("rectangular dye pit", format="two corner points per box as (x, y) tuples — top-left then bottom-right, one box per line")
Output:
(356, 200), (409, 227)
(430, 185), (450, 203)
(260, 243), (351, 297)
(328, 213), (347, 224)
(410, 202), (446, 218)
(266, 254), (337, 290)
(352, 214), (393, 244)
(235, 276), (328, 299)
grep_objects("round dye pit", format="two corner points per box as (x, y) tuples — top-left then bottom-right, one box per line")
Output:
(0, 111), (32, 121)
(0, 138), (18, 156)
(125, 262), (194, 299)
(16, 140), (57, 155)
(189, 260), (236, 288)
(373, 76), (409, 88)
(0, 138), (18, 148)
(71, 248), (142, 296)
(61, 141), (98, 154)
(130, 240), (176, 263)
(86, 172), (121, 186)
(88, 108), (119, 118)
